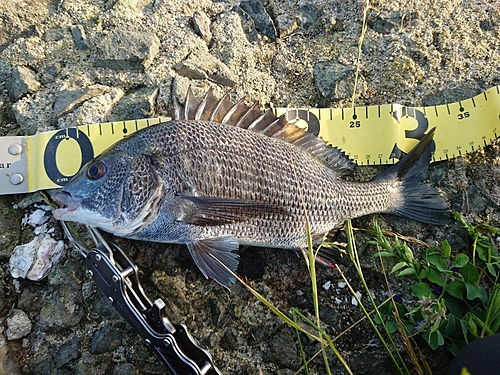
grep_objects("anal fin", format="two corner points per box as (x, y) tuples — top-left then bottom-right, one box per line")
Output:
(187, 235), (240, 288)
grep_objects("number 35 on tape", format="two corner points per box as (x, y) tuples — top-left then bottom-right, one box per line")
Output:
(1, 86), (499, 195)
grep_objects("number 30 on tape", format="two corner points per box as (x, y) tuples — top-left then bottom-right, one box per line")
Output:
(0, 86), (499, 195)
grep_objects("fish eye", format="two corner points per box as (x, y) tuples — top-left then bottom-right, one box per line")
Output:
(86, 160), (107, 180)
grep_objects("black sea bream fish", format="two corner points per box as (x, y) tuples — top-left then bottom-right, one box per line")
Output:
(52, 89), (448, 287)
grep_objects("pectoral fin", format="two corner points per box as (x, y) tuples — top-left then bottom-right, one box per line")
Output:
(187, 235), (240, 288)
(176, 195), (293, 226)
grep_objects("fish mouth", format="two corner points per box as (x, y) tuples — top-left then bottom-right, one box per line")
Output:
(51, 190), (82, 220)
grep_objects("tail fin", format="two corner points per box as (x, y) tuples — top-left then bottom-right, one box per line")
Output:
(375, 127), (449, 225)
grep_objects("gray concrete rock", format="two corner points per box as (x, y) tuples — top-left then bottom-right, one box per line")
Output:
(54, 336), (80, 368)
(239, 0), (277, 41)
(9, 66), (41, 100)
(0, 344), (21, 375)
(39, 261), (85, 332)
(94, 29), (160, 71)
(233, 6), (259, 42)
(53, 84), (110, 118)
(91, 327), (123, 354)
(193, 11), (212, 43)
(314, 60), (365, 104)
(0, 268), (4, 313)
(422, 85), (483, 106)
(262, 325), (298, 367)
(74, 352), (112, 375)
(43, 27), (66, 42)
(297, 3), (324, 32)
(71, 25), (89, 50)
(275, 13), (298, 38)
(6, 309), (32, 340)
(173, 49), (237, 87)
(112, 362), (137, 375)
(25, 356), (56, 375)
(109, 86), (158, 121)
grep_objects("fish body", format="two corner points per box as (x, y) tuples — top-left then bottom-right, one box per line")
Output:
(52, 89), (448, 287)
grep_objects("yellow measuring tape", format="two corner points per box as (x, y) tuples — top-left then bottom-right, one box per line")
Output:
(0, 86), (499, 195)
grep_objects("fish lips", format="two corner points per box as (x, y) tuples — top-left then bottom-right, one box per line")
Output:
(51, 190), (82, 220)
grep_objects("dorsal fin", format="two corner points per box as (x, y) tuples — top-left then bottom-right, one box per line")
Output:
(172, 88), (356, 176)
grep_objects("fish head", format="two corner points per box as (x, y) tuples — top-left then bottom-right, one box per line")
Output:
(52, 146), (164, 235)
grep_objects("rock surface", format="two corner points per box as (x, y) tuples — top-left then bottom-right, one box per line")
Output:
(0, 0), (499, 374)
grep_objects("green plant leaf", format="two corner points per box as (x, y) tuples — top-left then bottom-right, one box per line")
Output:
(442, 240), (452, 258)
(386, 319), (398, 334)
(440, 315), (459, 339)
(459, 263), (480, 284)
(397, 268), (416, 276)
(476, 243), (490, 262)
(446, 281), (465, 299)
(413, 282), (433, 299)
(486, 263), (497, 277)
(465, 284), (488, 304)
(460, 319), (469, 344)
(451, 253), (469, 268)
(418, 268), (428, 280)
(426, 330), (445, 350)
(427, 267), (446, 286)
(373, 251), (395, 258)
(486, 285), (500, 332)
(466, 314), (478, 338)
(425, 252), (447, 272)
(466, 313), (487, 339)
(390, 261), (408, 273)
(443, 293), (466, 318)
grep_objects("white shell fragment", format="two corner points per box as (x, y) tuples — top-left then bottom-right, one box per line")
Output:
(22, 207), (50, 227)
(9, 234), (65, 281)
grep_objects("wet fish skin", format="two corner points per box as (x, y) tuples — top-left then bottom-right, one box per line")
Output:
(52, 89), (448, 287)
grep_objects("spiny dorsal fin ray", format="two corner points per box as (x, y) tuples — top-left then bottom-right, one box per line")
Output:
(210, 93), (234, 122)
(221, 98), (250, 125)
(235, 102), (261, 129)
(195, 88), (219, 121)
(184, 87), (199, 119)
(172, 88), (356, 176)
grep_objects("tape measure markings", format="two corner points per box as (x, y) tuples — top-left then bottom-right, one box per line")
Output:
(0, 86), (499, 194)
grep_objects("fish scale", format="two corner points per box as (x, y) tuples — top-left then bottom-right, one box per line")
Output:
(140, 122), (342, 238)
(52, 89), (449, 287)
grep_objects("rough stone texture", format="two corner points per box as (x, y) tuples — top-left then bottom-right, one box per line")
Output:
(109, 86), (158, 121)
(193, 11), (213, 42)
(112, 362), (137, 375)
(8, 66), (41, 100)
(0, 336), (21, 375)
(314, 60), (365, 104)
(239, 0), (277, 41)
(173, 48), (237, 87)
(54, 336), (80, 368)
(38, 259), (85, 332)
(91, 327), (123, 354)
(0, 195), (22, 257)
(6, 309), (32, 340)
(0, 268), (4, 313)
(71, 25), (89, 50)
(53, 85), (111, 118)
(0, 0), (499, 374)
(94, 29), (160, 71)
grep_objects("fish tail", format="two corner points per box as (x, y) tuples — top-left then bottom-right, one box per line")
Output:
(375, 127), (449, 225)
